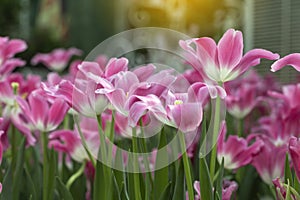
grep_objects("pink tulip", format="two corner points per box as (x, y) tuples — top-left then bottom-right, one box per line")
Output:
(289, 136), (300, 182)
(0, 36), (27, 77)
(0, 59), (26, 78)
(166, 90), (203, 133)
(217, 121), (263, 169)
(31, 48), (82, 71)
(180, 29), (279, 83)
(48, 129), (99, 163)
(271, 53), (300, 72)
(273, 178), (297, 200)
(252, 141), (286, 184)
(225, 83), (258, 119)
(0, 36), (27, 62)
(192, 179), (238, 200)
(17, 92), (69, 132)
(41, 78), (109, 117)
(126, 94), (167, 128)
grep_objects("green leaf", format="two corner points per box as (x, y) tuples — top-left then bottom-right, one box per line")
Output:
(31, 146), (43, 198)
(285, 179), (291, 200)
(93, 160), (106, 199)
(154, 130), (169, 199)
(12, 138), (26, 200)
(158, 182), (172, 200)
(112, 171), (122, 200)
(285, 153), (293, 185)
(172, 160), (185, 200)
(215, 158), (224, 200)
(199, 157), (213, 200)
(56, 176), (74, 200)
(24, 167), (37, 200)
(1, 166), (13, 200)
(120, 182), (130, 200)
(294, 175), (300, 193)
(47, 149), (57, 200)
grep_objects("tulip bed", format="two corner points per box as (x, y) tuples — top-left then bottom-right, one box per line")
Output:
(0, 29), (300, 200)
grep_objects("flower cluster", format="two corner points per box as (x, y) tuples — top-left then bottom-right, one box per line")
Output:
(0, 29), (299, 200)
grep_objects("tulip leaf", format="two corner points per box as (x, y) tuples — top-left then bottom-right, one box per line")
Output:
(172, 160), (185, 200)
(285, 153), (293, 185)
(47, 149), (57, 200)
(1, 165), (13, 200)
(285, 179), (291, 200)
(120, 181), (130, 200)
(199, 157), (213, 200)
(24, 166), (37, 200)
(112, 171), (122, 200)
(215, 158), (224, 200)
(56, 176), (74, 200)
(154, 130), (169, 199)
(294, 175), (300, 193)
(159, 182), (172, 200)
(12, 137), (26, 200)
(93, 160), (106, 199)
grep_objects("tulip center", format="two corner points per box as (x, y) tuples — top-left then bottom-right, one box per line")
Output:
(174, 99), (183, 105)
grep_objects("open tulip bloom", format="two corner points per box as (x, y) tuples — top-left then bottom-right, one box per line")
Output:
(1, 28), (300, 200)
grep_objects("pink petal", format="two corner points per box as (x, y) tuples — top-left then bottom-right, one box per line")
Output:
(132, 64), (156, 82)
(47, 99), (69, 131)
(194, 37), (218, 67)
(238, 49), (279, 74)
(115, 71), (139, 92)
(168, 103), (202, 132)
(105, 58), (128, 78)
(28, 93), (49, 129)
(289, 136), (300, 182)
(271, 53), (300, 72)
(217, 29), (243, 69)
(4, 39), (27, 58)
(78, 61), (103, 77)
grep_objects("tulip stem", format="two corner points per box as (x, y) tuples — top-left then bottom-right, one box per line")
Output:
(237, 118), (243, 137)
(11, 124), (17, 177)
(74, 116), (96, 167)
(42, 132), (48, 200)
(209, 95), (221, 182)
(66, 161), (86, 190)
(179, 131), (194, 200)
(132, 127), (142, 200)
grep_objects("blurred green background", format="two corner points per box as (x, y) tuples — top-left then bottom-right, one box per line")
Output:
(0, 0), (241, 55)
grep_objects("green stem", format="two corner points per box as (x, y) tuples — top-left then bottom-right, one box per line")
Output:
(11, 125), (17, 177)
(139, 120), (152, 200)
(179, 131), (194, 200)
(132, 127), (142, 200)
(96, 115), (107, 163)
(66, 161), (86, 190)
(237, 118), (243, 137)
(74, 116), (96, 167)
(42, 132), (48, 200)
(209, 95), (221, 182)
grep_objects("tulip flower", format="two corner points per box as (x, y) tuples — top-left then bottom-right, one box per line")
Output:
(192, 179), (238, 200)
(17, 92), (69, 132)
(31, 48), (82, 72)
(289, 136), (300, 182)
(180, 29), (279, 83)
(166, 90), (203, 133)
(0, 36), (27, 77)
(225, 83), (258, 119)
(252, 141), (286, 184)
(271, 53), (300, 72)
(273, 178), (298, 200)
(217, 121), (263, 169)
